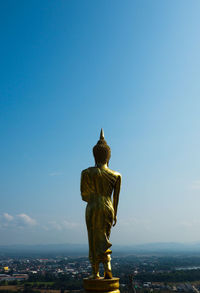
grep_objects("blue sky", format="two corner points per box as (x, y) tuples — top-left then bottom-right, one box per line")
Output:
(1, 0), (200, 245)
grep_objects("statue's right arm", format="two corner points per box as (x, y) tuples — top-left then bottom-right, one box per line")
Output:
(80, 170), (90, 202)
(113, 174), (121, 226)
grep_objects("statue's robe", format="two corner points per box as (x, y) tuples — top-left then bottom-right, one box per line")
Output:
(81, 166), (119, 264)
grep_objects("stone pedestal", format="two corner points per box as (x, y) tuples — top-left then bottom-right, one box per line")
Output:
(83, 278), (120, 293)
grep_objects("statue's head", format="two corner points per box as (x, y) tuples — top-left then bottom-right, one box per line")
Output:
(93, 129), (111, 165)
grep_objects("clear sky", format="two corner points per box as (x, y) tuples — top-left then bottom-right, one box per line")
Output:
(1, 0), (200, 246)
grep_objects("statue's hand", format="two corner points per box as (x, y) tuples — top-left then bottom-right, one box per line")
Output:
(113, 216), (117, 227)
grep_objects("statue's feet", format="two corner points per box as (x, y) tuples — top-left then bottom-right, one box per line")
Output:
(104, 270), (112, 279)
(88, 273), (100, 279)
(103, 260), (112, 279)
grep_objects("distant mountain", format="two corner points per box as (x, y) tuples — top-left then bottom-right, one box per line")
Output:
(1, 242), (200, 256)
(0, 243), (87, 251)
(0, 243), (88, 256)
(114, 242), (200, 253)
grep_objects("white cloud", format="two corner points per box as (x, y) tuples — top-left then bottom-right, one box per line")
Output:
(3, 213), (14, 221)
(0, 213), (15, 230)
(178, 220), (200, 229)
(47, 220), (82, 231)
(17, 214), (37, 226)
(48, 221), (63, 231)
(63, 220), (81, 229)
(41, 225), (49, 231)
(119, 217), (150, 228)
(0, 213), (82, 232)
(191, 180), (200, 190)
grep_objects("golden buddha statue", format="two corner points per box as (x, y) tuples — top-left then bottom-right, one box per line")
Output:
(81, 129), (121, 279)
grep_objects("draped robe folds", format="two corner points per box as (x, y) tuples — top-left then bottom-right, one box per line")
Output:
(81, 167), (119, 264)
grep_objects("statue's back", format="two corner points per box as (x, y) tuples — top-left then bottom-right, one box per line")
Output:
(81, 167), (119, 201)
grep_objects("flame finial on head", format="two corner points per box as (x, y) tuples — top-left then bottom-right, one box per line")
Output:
(100, 128), (104, 140)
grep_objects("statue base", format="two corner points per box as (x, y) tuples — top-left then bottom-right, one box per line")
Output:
(83, 277), (120, 293)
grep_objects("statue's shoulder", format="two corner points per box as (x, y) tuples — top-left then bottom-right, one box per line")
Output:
(82, 167), (121, 180)
(106, 168), (121, 179)
(81, 167), (99, 175)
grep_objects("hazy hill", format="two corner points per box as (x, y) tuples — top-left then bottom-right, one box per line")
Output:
(1, 242), (200, 257)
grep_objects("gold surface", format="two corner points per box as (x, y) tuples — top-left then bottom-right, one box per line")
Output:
(83, 277), (120, 292)
(81, 130), (121, 279)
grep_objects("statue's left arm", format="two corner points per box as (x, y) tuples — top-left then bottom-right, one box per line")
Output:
(80, 170), (90, 202)
(113, 174), (121, 227)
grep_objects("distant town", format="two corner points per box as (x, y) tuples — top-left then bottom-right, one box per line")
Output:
(1, 251), (200, 292)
